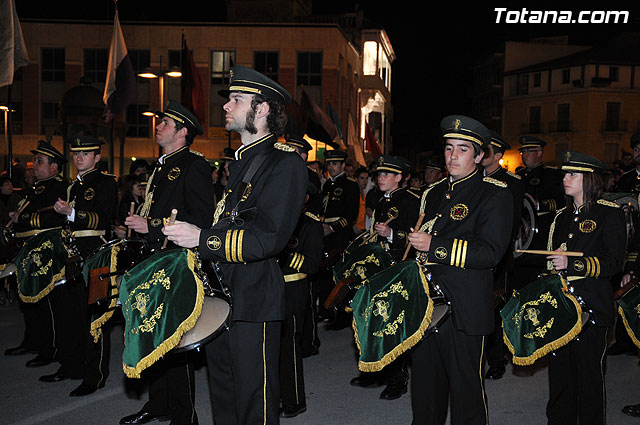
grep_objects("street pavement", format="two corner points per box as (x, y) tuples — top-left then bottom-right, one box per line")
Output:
(2, 300), (640, 425)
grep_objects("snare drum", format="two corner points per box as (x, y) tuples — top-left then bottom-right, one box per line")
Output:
(0, 262), (17, 280)
(119, 248), (228, 378)
(420, 268), (451, 335)
(83, 238), (149, 342)
(325, 242), (395, 310)
(616, 282), (640, 349)
(174, 296), (231, 353)
(351, 260), (436, 372)
(15, 229), (68, 303)
(501, 273), (588, 366)
(84, 238), (148, 305)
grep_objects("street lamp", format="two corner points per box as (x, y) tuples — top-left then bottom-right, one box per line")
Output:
(137, 56), (182, 156)
(142, 110), (157, 158)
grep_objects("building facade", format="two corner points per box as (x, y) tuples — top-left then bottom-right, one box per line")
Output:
(1, 17), (394, 177)
(472, 33), (640, 170)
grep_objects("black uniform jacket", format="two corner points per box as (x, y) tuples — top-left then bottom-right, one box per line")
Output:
(370, 187), (420, 262)
(517, 163), (564, 214)
(547, 199), (626, 327)
(420, 169), (513, 335)
(15, 174), (68, 233)
(143, 145), (215, 249)
(198, 134), (307, 322)
(321, 173), (360, 250)
(67, 168), (118, 256)
(279, 211), (324, 279)
(617, 168), (640, 193)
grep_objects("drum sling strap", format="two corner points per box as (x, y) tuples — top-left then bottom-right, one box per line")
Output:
(209, 148), (277, 303)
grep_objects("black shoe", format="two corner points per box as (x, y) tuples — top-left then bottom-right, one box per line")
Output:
(4, 345), (30, 356)
(119, 409), (170, 425)
(379, 381), (408, 400)
(39, 371), (69, 383)
(623, 403), (640, 417)
(350, 373), (382, 388)
(26, 354), (54, 368)
(69, 382), (105, 397)
(485, 364), (506, 380)
(302, 346), (319, 358)
(279, 404), (307, 418)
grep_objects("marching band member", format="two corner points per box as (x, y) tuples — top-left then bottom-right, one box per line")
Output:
(318, 149), (360, 328)
(5, 141), (67, 368)
(481, 131), (524, 380)
(545, 151), (626, 425)
(162, 66), (307, 425)
(514, 136), (565, 290)
(277, 170), (323, 418)
(617, 132), (640, 193)
(41, 136), (117, 397)
(407, 115), (513, 425)
(350, 154), (419, 400)
(120, 101), (214, 425)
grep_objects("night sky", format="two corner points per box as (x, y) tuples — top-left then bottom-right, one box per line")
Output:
(16, 1), (640, 154)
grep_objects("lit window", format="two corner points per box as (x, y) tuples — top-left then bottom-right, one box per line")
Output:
(363, 41), (377, 76)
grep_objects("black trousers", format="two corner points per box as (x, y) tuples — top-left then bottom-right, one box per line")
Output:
(81, 322), (110, 388)
(49, 279), (86, 378)
(301, 276), (320, 357)
(546, 325), (608, 425)
(207, 320), (281, 425)
(20, 296), (57, 358)
(143, 353), (197, 425)
(410, 318), (488, 425)
(280, 279), (309, 407)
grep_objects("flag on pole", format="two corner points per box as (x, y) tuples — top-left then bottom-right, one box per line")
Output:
(181, 38), (205, 124)
(0, 0), (30, 88)
(348, 115), (366, 166)
(327, 103), (343, 140)
(103, 10), (136, 122)
(364, 120), (383, 158)
(301, 90), (340, 147)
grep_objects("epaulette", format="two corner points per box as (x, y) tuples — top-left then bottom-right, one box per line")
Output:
(428, 177), (447, 189)
(189, 149), (207, 160)
(54, 176), (64, 181)
(483, 176), (508, 188)
(305, 211), (321, 222)
(347, 176), (357, 182)
(621, 168), (636, 176)
(274, 142), (295, 153)
(419, 178), (446, 214)
(406, 189), (421, 199)
(103, 172), (117, 178)
(506, 170), (521, 180)
(597, 199), (620, 208)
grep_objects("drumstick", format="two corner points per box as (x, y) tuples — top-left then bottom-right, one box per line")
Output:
(402, 213), (425, 261)
(126, 202), (135, 238)
(6, 201), (30, 228)
(360, 214), (397, 246)
(161, 208), (178, 249)
(36, 205), (55, 213)
(515, 249), (584, 257)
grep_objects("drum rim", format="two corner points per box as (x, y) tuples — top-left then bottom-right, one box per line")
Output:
(172, 296), (231, 354)
(86, 237), (147, 259)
